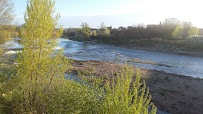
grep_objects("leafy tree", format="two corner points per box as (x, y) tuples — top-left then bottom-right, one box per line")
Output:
(98, 22), (110, 37)
(81, 22), (91, 38)
(91, 30), (97, 36)
(75, 28), (82, 36)
(188, 27), (199, 38)
(103, 28), (110, 35)
(2, 0), (70, 113)
(172, 25), (183, 39)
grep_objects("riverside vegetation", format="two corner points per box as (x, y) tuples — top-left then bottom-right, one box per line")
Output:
(64, 19), (202, 52)
(0, 0), (157, 113)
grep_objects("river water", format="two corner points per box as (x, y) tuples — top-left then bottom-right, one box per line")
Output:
(1, 38), (203, 78)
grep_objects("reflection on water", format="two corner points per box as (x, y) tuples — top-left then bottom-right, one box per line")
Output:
(1, 38), (203, 78)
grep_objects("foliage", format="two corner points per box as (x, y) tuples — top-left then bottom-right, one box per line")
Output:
(172, 25), (183, 39)
(0, 0), (70, 113)
(99, 65), (157, 114)
(172, 22), (199, 39)
(0, 54), (17, 113)
(0, 29), (12, 44)
(97, 22), (110, 37)
(91, 30), (97, 36)
(0, 25), (16, 45)
(77, 65), (157, 114)
(103, 28), (110, 35)
(81, 22), (91, 38)
(45, 79), (101, 114)
(188, 27), (199, 38)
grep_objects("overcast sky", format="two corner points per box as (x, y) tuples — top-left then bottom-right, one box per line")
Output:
(13, 0), (203, 28)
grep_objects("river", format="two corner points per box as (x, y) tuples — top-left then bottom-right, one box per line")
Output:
(1, 38), (203, 78)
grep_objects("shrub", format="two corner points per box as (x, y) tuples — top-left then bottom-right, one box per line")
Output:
(99, 65), (157, 114)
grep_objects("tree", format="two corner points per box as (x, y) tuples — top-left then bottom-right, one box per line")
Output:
(103, 28), (110, 35)
(81, 22), (90, 38)
(163, 18), (180, 25)
(0, 0), (15, 44)
(91, 30), (97, 36)
(99, 22), (106, 29)
(188, 27), (199, 38)
(98, 22), (110, 37)
(161, 18), (180, 39)
(182, 22), (192, 38)
(9, 0), (70, 113)
(172, 25), (183, 39)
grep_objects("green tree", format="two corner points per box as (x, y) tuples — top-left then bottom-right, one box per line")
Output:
(98, 22), (110, 37)
(103, 28), (110, 35)
(188, 27), (199, 38)
(5, 0), (70, 113)
(90, 30), (97, 36)
(172, 25), (183, 39)
(81, 22), (90, 38)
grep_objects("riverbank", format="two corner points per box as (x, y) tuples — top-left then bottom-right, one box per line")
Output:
(69, 38), (203, 58)
(120, 44), (203, 58)
(68, 60), (203, 114)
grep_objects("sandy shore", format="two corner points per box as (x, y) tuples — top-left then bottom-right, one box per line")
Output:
(68, 60), (203, 114)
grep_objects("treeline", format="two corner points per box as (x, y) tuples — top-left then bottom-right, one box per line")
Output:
(66, 18), (201, 50)
(63, 22), (111, 41)
(66, 18), (199, 41)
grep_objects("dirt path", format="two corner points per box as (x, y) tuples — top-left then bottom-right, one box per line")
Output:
(68, 60), (203, 114)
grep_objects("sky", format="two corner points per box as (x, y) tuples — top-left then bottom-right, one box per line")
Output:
(13, 0), (203, 28)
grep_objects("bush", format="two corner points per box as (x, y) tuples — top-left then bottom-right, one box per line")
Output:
(77, 64), (157, 114)
(0, 63), (157, 114)
(99, 65), (157, 114)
